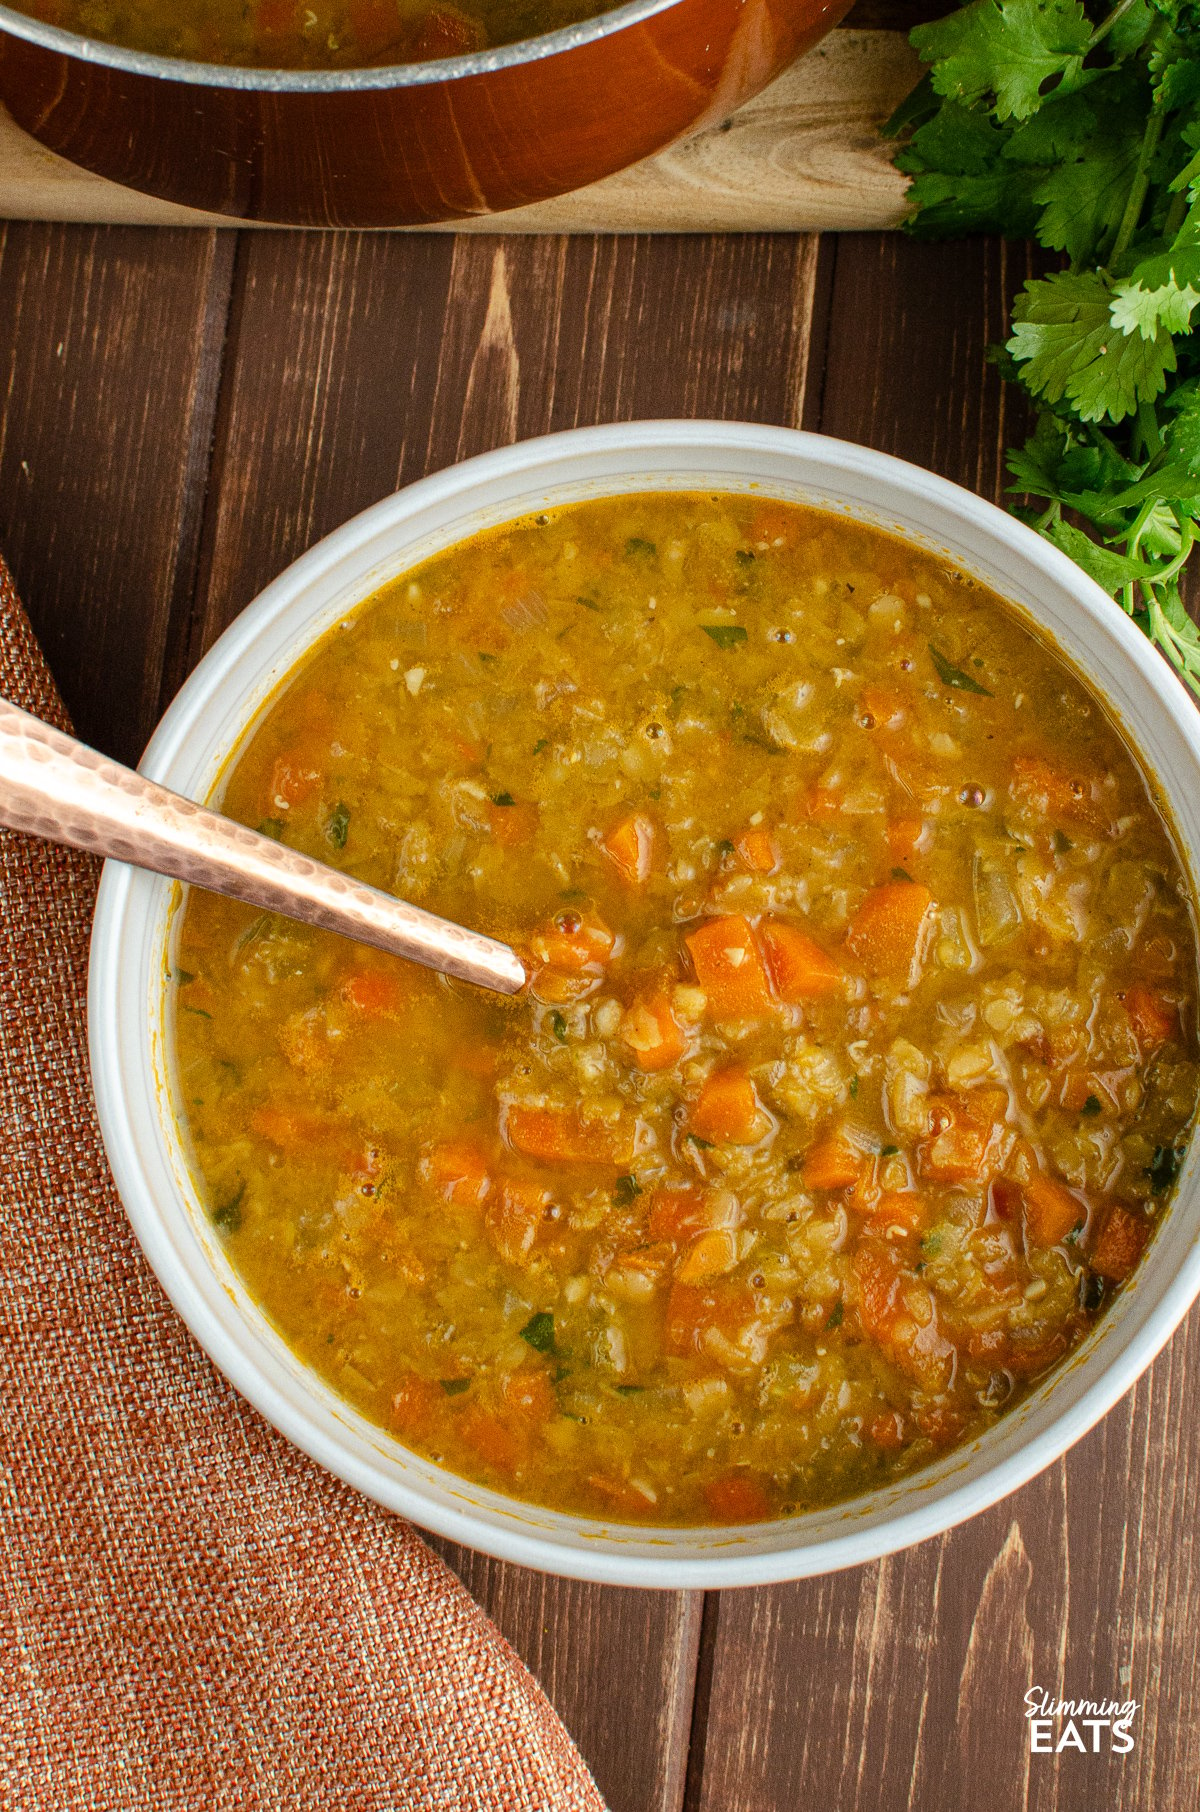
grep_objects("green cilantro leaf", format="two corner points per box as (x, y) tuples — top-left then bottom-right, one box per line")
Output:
(702, 624), (748, 648)
(519, 1311), (556, 1354)
(326, 802), (351, 850)
(1147, 1143), (1185, 1193)
(930, 643), (995, 693)
(911, 0), (1093, 123)
(888, 0), (1200, 699)
(212, 1182), (245, 1234)
(1043, 516), (1165, 592)
(1110, 275), (1200, 338)
(1008, 271), (1176, 423)
(1033, 123), (1142, 265)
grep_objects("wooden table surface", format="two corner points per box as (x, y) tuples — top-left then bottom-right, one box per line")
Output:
(3, 8), (1198, 1806)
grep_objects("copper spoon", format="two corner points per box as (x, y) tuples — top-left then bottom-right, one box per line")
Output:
(0, 696), (526, 995)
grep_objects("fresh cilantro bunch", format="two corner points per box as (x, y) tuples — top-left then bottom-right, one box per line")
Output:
(885, 0), (1200, 695)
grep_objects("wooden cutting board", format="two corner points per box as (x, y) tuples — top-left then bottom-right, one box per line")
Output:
(0, 27), (917, 229)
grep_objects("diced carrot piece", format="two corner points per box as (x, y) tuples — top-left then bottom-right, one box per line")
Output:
(484, 1176), (551, 1263)
(461, 1410), (523, 1476)
(990, 1177), (1024, 1222)
(749, 503), (800, 549)
(531, 908), (616, 972)
(733, 828), (779, 874)
(250, 1105), (329, 1147)
(648, 1184), (740, 1244)
(504, 1103), (632, 1166)
(663, 1282), (786, 1362)
(1091, 1206), (1148, 1282)
(859, 685), (906, 730)
(685, 915), (773, 1019)
(603, 813), (655, 885)
(863, 1189), (925, 1234)
(268, 753), (321, 808)
(621, 989), (686, 1072)
(1124, 983), (1177, 1054)
(502, 1367), (557, 1424)
(867, 1410), (906, 1449)
(1022, 1175), (1085, 1247)
(918, 1091), (1006, 1184)
(887, 817), (926, 863)
(805, 786), (843, 823)
(340, 966), (408, 1016)
(704, 1472), (772, 1523)
(425, 1140), (491, 1209)
(390, 1371), (442, 1442)
(853, 1246), (902, 1341)
(1010, 754), (1110, 833)
(676, 1228), (743, 1282)
(919, 1115), (989, 1183)
(846, 880), (936, 985)
(689, 1067), (770, 1145)
(803, 1132), (865, 1191)
(487, 800), (538, 846)
(760, 920), (844, 1001)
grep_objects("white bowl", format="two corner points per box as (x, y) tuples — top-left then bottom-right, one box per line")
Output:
(89, 420), (1200, 1589)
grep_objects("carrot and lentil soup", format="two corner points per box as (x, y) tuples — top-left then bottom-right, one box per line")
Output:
(16, 0), (610, 69)
(173, 494), (1199, 1526)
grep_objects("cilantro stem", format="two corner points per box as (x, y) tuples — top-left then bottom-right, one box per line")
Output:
(1086, 0), (1139, 50)
(1151, 520), (1195, 587)
(1126, 496), (1157, 559)
(1163, 187), (1189, 241)
(1109, 106), (1165, 268)
(1135, 402), (1163, 464)
(1148, 594), (1200, 694)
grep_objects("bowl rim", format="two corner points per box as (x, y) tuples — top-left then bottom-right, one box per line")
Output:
(0, 0), (689, 91)
(88, 419), (1200, 1589)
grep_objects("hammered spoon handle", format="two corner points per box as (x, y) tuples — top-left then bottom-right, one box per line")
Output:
(0, 695), (526, 995)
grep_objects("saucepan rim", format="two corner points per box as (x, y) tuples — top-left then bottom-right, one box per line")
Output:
(0, 0), (698, 89)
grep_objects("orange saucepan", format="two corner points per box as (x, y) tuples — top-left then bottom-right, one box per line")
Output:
(0, 0), (851, 226)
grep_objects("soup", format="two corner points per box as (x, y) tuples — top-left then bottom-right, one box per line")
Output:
(172, 494), (1199, 1526)
(14, 0), (610, 67)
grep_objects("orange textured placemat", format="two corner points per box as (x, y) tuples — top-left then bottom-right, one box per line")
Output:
(0, 553), (606, 1812)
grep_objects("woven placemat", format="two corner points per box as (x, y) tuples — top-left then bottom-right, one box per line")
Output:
(0, 553), (606, 1811)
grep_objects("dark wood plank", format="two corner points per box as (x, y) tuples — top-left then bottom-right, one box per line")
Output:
(694, 231), (1200, 1812)
(188, 230), (825, 651)
(435, 1544), (704, 1812)
(177, 226), (827, 1812)
(0, 222), (234, 762)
